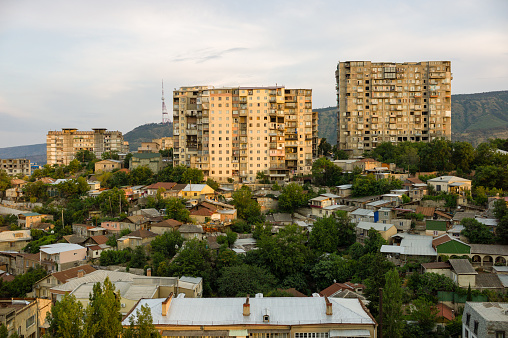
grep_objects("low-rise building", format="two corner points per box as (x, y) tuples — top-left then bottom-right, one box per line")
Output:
(0, 298), (51, 338)
(94, 159), (123, 173)
(117, 229), (157, 250)
(130, 153), (163, 173)
(17, 212), (53, 229)
(123, 295), (378, 337)
(0, 230), (31, 251)
(179, 184), (215, 200)
(32, 264), (96, 299)
(0, 158), (31, 176)
(463, 302), (508, 338)
(356, 222), (397, 244)
(39, 243), (87, 271)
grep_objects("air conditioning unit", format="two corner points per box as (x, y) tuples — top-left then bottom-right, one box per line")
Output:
(121, 303), (126, 308)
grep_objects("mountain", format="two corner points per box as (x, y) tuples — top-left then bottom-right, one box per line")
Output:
(123, 122), (173, 151)
(314, 106), (338, 145)
(0, 144), (46, 165)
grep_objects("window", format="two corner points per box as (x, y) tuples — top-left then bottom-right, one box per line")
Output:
(26, 315), (35, 329)
(474, 321), (479, 335)
(496, 332), (506, 338)
(465, 313), (471, 326)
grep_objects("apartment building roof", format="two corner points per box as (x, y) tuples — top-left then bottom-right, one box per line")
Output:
(40, 243), (85, 254)
(123, 296), (375, 326)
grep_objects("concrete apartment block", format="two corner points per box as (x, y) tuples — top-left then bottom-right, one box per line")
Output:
(336, 61), (452, 156)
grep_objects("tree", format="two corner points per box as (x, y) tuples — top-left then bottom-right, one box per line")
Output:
(159, 148), (173, 158)
(332, 145), (348, 160)
(405, 297), (439, 337)
(278, 183), (308, 213)
(23, 180), (48, 201)
(460, 218), (495, 244)
(96, 188), (128, 217)
(101, 151), (119, 160)
(46, 294), (85, 338)
(311, 157), (343, 187)
(130, 246), (148, 269)
(363, 228), (387, 254)
(217, 264), (277, 297)
(205, 178), (220, 191)
(123, 304), (161, 338)
(75, 150), (96, 164)
(493, 199), (508, 244)
(232, 186), (263, 224)
(162, 198), (190, 223)
(0, 170), (11, 194)
(129, 166), (153, 185)
(382, 269), (404, 338)
(310, 254), (354, 290)
(452, 141), (475, 173)
(256, 171), (270, 184)
(83, 277), (123, 338)
(256, 224), (314, 280)
(123, 153), (133, 169)
(150, 230), (184, 258)
(309, 212), (355, 253)
(406, 272), (456, 301)
(317, 138), (332, 156)
(181, 168), (204, 184)
(0, 324), (8, 338)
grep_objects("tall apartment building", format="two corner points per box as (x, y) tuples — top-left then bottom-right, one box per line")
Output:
(336, 61), (452, 156)
(173, 86), (318, 183)
(0, 159), (31, 176)
(47, 128), (129, 166)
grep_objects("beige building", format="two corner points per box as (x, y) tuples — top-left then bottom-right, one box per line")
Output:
(94, 159), (123, 173)
(336, 61), (452, 156)
(153, 137), (174, 150)
(173, 86), (318, 183)
(0, 159), (31, 177)
(46, 128), (129, 166)
(0, 298), (52, 338)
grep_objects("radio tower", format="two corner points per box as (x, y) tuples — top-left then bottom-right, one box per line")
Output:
(161, 79), (170, 124)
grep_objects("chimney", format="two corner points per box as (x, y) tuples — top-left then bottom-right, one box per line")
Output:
(77, 269), (85, 278)
(325, 296), (333, 315)
(162, 292), (173, 316)
(243, 295), (250, 316)
(147, 268), (152, 277)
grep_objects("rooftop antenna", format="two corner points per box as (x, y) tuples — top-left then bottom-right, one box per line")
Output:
(162, 79), (170, 124)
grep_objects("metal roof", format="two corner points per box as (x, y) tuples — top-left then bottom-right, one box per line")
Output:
(40, 243), (85, 254)
(356, 222), (395, 232)
(122, 297), (375, 326)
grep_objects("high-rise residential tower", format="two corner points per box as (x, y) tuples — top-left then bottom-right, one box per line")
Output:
(46, 128), (129, 166)
(336, 61), (452, 156)
(173, 86), (318, 183)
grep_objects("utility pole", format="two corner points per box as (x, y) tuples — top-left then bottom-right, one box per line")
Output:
(379, 288), (383, 338)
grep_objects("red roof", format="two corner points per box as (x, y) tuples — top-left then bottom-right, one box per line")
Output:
(406, 177), (424, 184)
(200, 202), (218, 212)
(127, 229), (157, 238)
(319, 283), (355, 297)
(51, 264), (96, 283)
(152, 219), (183, 228)
(416, 206), (435, 217)
(436, 303), (455, 321)
(90, 235), (109, 245)
(190, 207), (214, 217)
(145, 182), (177, 190)
(432, 234), (453, 249)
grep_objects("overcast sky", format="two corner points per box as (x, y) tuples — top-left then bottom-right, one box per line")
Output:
(1, 0), (507, 148)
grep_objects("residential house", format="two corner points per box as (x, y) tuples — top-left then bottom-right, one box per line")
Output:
(319, 282), (366, 303)
(122, 296), (378, 338)
(84, 235), (109, 246)
(137, 141), (160, 153)
(449, 259), (477, 288)
(101, 215), (149, 234)
(150, 219), (183, 235)
(17, 212), (53, 229)
(5, 179), (27, 200)
(377, 207), (411, 231)
(62, 234), (87, 245)
(0, 230), (32, 251)
(336, 184), (353, 198)
(32, 264), (96, 299)
(350, 209), (375, 224)
(470, 244), (508, 267)
(356, 221), (397, 244)
(342, 195), (382, 208)
(453, 211), (477, 225)
(462, 302), (508, 338)
(0, 158), (31, 176)
(178, 184), (215, 200)
(117, 229), (157, 250)
(381, 234), (437, 265)
(402, 177), (428, 201)
(94, 159), (123, 173)
(426, 220), (448, 237)
(428, 176), (472, 205)
(178, 224), (205, 240)
(72, 224), (107, 237)
(39, 243), (87, 271)
(86, 244), (112, 259)
(189, 207), (216, 224)
(0, 298), (51, 338)
(130, 153), (163, 173)
(143, 182), (177, 197)
(432, 234), (471, 258)
(218, 209), (237, 223)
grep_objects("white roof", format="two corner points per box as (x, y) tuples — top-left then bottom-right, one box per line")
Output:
(0, 230), (31, 242)
(366, 200), (391, 207)
(448, 225), (464, 234)
(122, 297), (375, 326)
(351, 209), (374, 217)
(380, 245), (405, 254)
(310, 196), (329, 202)
(71, 281), (157, 302)
(323, 205), (345, 211)
(475, 217), (498, 227)
(182, 184), (210, 192)
(466, 302), (508, 322)
(321, 193), (340, 198)
(336, 184), (353, 189)
(51, 270), (137, 293)
(428, 176), (471, 183)
(40, 243), (85, 254)
(357, 221), (395, 232)
(389, 233), (437, 257)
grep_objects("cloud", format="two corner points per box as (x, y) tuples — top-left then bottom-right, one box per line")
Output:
(172, 47), (249, 63)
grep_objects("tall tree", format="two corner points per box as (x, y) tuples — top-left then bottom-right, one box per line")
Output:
(232, 186), (263, 224)
(162, 198), (190, 223)
(278, 183), (308, 213)
(83, 277), (123, 338)
(460, 218), (495, 244)
(309, 212), (355, 253)
(382, 269), (404, 338)
(123, 304), (161, 338)
(46, 294), (85, 338)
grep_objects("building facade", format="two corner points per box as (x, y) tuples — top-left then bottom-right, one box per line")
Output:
(0, 159), (31, 176)
(463, 302), (508, 338)
(46, 128), (129, 166)
(173, 86), (318, 183)
(336, 61), (452, 156)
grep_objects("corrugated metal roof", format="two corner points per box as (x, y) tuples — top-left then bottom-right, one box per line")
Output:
(40, 243), (85, 254)
(122, 297), (375, 326)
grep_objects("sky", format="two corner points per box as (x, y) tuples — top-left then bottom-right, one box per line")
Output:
(1, 0), (507, 148)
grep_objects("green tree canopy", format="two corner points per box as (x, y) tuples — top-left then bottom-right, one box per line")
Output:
(308, 212), (355, 253)
(382, 269), (404, 338)
(232, 186), (263, 224)
(217, 264), (277, 297)
(123, 304), (161, 338)
(460, 217), (495, 244)
(46, 294), (85, 338)
(278, 183), (308, 213)
(161, 197), (190, 223)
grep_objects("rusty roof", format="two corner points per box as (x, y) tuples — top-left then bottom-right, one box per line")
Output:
(145, 182), (177, 190)
(319, 283), (355, 297)
(190, 207), (215, 217)
(90, 235), (109, 245)
(127, 229), (157, 238)
(51, 265), (96, 283)
(432, 234), (453, 248)
(152, 219), (183, 228)
(416, 206), (435, 217)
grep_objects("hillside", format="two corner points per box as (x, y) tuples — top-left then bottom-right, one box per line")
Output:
(124, 122), (173, 151)
(0, 144), (46, 165)
(314, 106), (337, 145)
